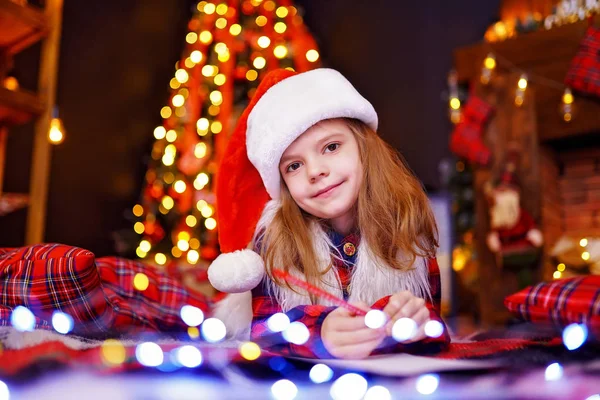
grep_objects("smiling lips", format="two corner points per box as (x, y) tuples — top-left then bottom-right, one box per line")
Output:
(313, 182), (343, 198)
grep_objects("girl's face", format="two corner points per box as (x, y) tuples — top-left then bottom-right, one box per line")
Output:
(279, 119), (363, 233)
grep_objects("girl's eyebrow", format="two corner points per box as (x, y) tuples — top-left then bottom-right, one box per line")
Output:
(279, 153), (299, 166)
(279, 132), (345, 166)
(316, 132), (345, 146)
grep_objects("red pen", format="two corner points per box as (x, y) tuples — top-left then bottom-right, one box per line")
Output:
(272, 268), (367, 316)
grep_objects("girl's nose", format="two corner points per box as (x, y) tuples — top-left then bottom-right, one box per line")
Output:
(307, 160), (329, 182)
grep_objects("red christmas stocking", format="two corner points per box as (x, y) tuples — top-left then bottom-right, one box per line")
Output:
(449, 95), (494, 166)
(565, 26), (600, 97)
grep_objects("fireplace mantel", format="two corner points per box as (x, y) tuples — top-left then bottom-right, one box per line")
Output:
(454, 18), (600, 143)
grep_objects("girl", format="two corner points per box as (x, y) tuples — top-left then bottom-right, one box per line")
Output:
(208, 68), (449, 359)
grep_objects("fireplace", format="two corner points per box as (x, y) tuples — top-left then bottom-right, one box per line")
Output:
(540, 134), (600, 278)
(453, 11), (600, 325)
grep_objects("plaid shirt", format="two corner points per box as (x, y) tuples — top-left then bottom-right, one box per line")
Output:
(251, 232), (450, 358)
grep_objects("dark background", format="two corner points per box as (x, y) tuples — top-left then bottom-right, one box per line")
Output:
(0, 0), (500, 255)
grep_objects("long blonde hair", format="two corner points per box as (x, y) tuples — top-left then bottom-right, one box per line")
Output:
(261, 118), (438, 296)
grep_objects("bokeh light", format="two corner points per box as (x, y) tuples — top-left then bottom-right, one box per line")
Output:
(330, 373), (368, 400)
(309, 363), (333, 384)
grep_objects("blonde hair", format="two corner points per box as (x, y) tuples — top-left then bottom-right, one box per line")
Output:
(261, 118), (438, 297)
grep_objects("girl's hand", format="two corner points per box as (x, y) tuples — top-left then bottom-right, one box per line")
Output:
(321, 302), (386, 359)
(382, 291), (430, 343)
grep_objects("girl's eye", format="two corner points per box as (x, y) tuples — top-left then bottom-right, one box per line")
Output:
(286, 162), (301, 172)
(325, 143), (340, 152)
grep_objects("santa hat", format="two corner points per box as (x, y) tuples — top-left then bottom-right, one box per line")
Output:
(207, 68), (378, 294)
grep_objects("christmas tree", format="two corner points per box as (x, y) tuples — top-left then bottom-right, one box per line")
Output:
(121, 0), (321, 269)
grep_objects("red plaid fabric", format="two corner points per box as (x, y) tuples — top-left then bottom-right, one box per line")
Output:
(96, 256), (210, 333)
(250, 232), (449, 358)
(0, 244), (211, 335)
(504, 275), (600, 338)
(0, 244), (112, 333)
(565, 26), (600, 97)
(449, 94), (494, 166)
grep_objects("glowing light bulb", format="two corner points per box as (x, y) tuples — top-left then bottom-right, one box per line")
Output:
(133, 273), (150, 291)
(229, 24), (242, 36)
(364, 309), (386, 329)
(364, 386), (391, 400)
(190, 50), (203, 63)
(425, 320), (445, 338)
(101, 339), (126, 366)
(484, 54), (496, 70)
(416, 373), (440, 395)
(201, 318), (227, 343)
(518, 75), (528, 90)
(253, 56), (266, 69)
(153, 126), (166, 140)
(187, 250), (200, 264)
(135, 342), (164, 367)
(282, 321), (310, 345)
(330, 373), (368, 400)
(450, 97), (461, 110)
(51, 311), (74, 334)
(267, 312), (290, 332)
(48, 117), (65, 144)
(186, 32), (198, 43)
(271, 379), (298, 400)
(306, 49), (319, 62)
(392, 317), (417, 342)
(545, 362), (563, 381)
(273, 45), (288, 59)
(309, 363), (333, 383)
(563, 323), (587, 350)
(239, 341), (261, 360)
(139, 240), (151, 253)
(175, 69), (189, 83)
(11, 306), (35, 332)
(180, 305), (204, 327)
(175, 345), (202, 368)
(257, 36), (271, 48)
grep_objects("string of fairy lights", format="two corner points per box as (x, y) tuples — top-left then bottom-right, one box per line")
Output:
(447, 51), (575, 125)
(129, 0), (321, 266)
(4, 299), (592, 398)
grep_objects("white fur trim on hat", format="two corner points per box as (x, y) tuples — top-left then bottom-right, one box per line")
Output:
(246, 68), (378, 199)
(207, 249), (265, 293)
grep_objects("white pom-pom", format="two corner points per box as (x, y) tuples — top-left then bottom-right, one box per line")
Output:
(208, 250), (265, 293)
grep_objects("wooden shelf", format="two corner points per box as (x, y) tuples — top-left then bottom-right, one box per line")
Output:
(0, 86), (44, 125)
(454, 19), (600, 143)
(0, 192), (28, 216)
(0, 0), (48, 54)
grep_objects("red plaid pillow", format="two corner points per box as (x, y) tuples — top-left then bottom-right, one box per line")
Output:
(0, 244), (211, 335)
(0, 244), (112, 333)
(565, 26), (600, 97)
(96, 257), (210, 333)
(504, 275), (600, 337)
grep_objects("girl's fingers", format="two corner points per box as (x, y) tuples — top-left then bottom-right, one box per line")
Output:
(329, 312), (372, 331)
(411, 307), (431, 327)
(382, 291), (412, 319)
(398, 298), (426, 320)
(386, 302), (430, 336)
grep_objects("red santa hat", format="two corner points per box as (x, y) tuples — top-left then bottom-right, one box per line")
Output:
(207, 68), (378, 293)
